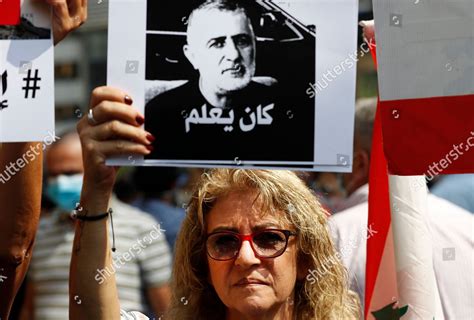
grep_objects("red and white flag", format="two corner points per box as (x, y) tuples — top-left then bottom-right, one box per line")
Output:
(373, 0), (474, 176)
(363, 0), (473, 316)
(365, 63), (444, 320)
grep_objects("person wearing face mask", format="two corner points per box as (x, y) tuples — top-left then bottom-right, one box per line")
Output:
(46, 172), (84, 213)
(23, 131), (173, 320)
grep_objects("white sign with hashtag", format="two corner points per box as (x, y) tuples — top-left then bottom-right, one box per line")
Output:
(0, 0), (54, 142)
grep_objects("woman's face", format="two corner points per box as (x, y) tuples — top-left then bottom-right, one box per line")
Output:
(205, 190), (301, 318)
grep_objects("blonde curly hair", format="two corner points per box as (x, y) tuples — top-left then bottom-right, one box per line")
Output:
(168, 169), (360, 319)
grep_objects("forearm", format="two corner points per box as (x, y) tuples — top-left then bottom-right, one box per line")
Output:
(19, 280), (35, 320)
(0, 142), (43, 318)
(70, 85), (147, 319)
(148, 285), (172, 317)
(69, 185), (120, 320)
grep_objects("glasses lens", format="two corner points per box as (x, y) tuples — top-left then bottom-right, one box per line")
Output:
(253, 230), (287, 257)
(207, 233), (240, 260)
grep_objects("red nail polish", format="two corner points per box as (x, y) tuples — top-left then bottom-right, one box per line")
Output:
(124, 95), (133, 105)
(136, 116), (145, 125)
(146, 134), (156, 142)
(146, 145), (154, 152)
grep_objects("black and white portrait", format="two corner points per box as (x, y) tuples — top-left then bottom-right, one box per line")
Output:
(144, 0), (316, 163)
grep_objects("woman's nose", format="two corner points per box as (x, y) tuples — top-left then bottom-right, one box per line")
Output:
(234, 240), (260, 266)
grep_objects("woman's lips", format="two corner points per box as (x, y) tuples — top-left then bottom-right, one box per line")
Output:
(234, 278), (268, 287)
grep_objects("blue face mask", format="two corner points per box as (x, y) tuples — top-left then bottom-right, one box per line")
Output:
(46, 174), (83, 212)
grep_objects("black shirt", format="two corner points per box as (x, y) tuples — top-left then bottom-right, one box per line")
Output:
(145, 79), (314, 162)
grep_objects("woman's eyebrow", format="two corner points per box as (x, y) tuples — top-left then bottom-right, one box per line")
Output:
(251, 223), (281, 232)
(209, 226), (239, 233)
(209, 223), (282, 234)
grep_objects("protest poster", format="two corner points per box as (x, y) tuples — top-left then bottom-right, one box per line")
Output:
(0, 0), (54, 143)
(107, 0), (358, 171)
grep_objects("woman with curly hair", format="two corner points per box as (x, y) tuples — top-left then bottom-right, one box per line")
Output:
(169, 169), (360, 320)
(70, 86), (360, 319)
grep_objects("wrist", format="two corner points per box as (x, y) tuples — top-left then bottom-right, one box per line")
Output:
(73, 208), (112, 222)
(80, 183), (113, 216)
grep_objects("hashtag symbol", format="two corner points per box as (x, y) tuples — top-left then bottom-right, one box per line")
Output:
(22, 69), (41, 99)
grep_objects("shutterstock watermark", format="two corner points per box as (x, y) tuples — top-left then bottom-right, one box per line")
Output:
(412, 130), (474, 190)
(95, 225), (165, 284)
(306, 224), (378, 284)
(0, 131), (60, 184)
(306, 38), (376, 98)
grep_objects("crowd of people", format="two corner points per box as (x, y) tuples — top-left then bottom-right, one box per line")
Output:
(1, 1), (472, 320)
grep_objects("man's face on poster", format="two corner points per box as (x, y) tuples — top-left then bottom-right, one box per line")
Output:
(184, 9), (256, 94)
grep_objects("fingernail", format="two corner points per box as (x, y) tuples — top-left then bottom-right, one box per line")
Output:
(146, 134), (156, 143)
(136, 116), (145, 125)
(124, 95), (133, 105)
(146, 145), (154, 152)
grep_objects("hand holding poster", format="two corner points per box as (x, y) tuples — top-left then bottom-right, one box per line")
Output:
(0, 0), (54, 143)
(107, 0), (359, 171)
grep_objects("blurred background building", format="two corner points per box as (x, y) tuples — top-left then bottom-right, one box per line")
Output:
(54, 0), (108, 131)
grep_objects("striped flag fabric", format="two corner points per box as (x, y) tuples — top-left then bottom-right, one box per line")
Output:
(363, 33), (400, 319)
(364, 30), (444, 319)
(365, 2), (474, 314)
(373, 0), (474, 175)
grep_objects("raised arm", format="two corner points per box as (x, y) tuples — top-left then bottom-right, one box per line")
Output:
(70, 87), (153, 319)
(0, 1), (87, 317)
(0, 143), (43, 318)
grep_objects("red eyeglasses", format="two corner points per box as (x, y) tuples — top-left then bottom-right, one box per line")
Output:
(206, 229), (297, 261)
